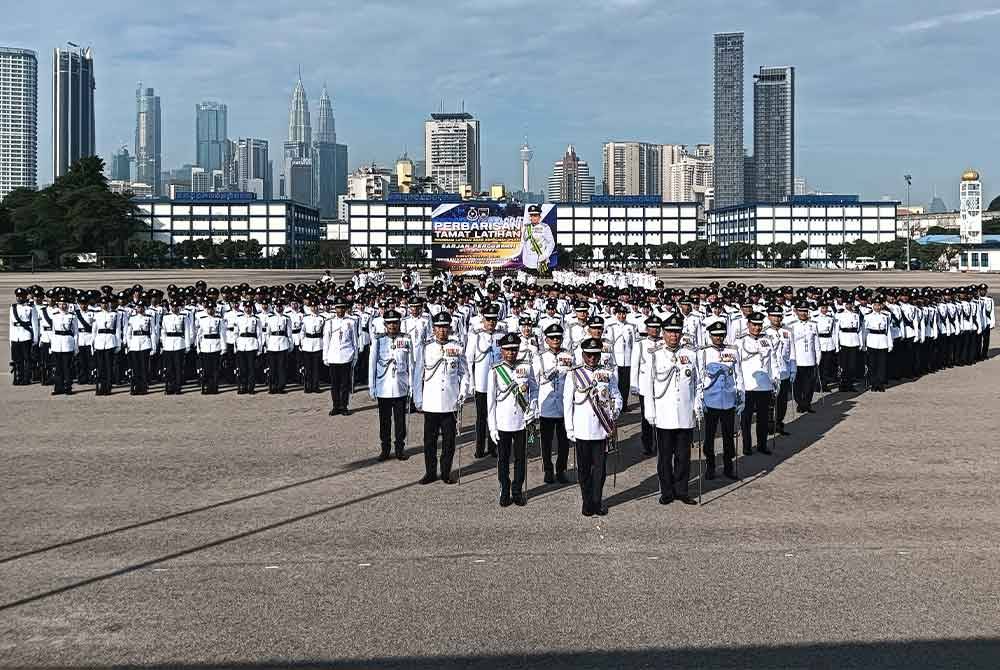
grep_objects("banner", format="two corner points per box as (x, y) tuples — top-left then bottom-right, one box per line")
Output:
(431, 201), (557, 275)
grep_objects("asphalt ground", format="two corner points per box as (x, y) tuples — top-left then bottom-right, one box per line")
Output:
(1, 269), (999, 669)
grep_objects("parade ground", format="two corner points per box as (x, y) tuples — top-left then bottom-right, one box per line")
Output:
(1, 269), (999, 669)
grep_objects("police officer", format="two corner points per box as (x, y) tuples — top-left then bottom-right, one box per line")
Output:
(607, 304), (636, 411)
(534, 323), (574, 484)
(699, 320), (744, 480)
(465, 303), (503, 457)
(369, 309), (416, 461)
(765, 305), (796, 435)
(413, 312), (468, 484)
(564, 337), (622, 516)
(790, 302), (821, 413)
(74, 292), (96, 385)
(630, 315), (662, 456)
(48, 294), (78, 395)
(92, 295), (121, 396)
(195, 303), (225, 394)
(324, 296), (358, 416)
(736, 312), (780, 455)
(9, 287), (39, 385)
(815, 300), (839, 391)
(835, 297), (864, 391)
(160, 300), (192, 395)
(300, 298), (326, 393)
(864, 295), (893, 392)
(264, 300), (293, 393)
(643, 314), (701, 506)
(488, 333), (538, 507)
(125, 301), (156, 395)
(235, 300), (264, 394)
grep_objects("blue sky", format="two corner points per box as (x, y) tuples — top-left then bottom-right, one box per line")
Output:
(4, 0), (999, 206)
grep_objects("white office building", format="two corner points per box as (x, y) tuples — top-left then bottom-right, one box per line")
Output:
(424, 112), (480, 193)
(134, 194), (320, 261)
(0, 47), (38, 200)
(707, 196), (898, 266)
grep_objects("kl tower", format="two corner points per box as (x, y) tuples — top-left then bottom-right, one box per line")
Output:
(520, 136), (533, 192)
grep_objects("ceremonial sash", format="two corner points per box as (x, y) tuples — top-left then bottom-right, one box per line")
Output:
(573, 366), (614, 436)
(76, 311), (93, 333)
(495, 363), (528, 412)
(11, 305), (33, 336)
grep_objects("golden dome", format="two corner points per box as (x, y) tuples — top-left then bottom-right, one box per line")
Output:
(961, 169), (980, 181)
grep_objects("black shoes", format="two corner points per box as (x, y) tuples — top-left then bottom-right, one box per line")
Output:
(678, 496), (698, 506)
(582, 505), (594, 517)
(419, 473), (437, 485)
(723, 466), (738, 480)
(704, 467), (716, 481)
(328, 408), (338, 416)
(544, 470), (555, 484)
(342, 408), (352, 416)
(499, 491), (512, 507)
(556, 472), (570, 484)
(395, 450), (409, 461)
(595, 505), (608, 516)
(758, 446), (773, 455)
(742, 446), (753, 456)
(474, 449), (486, 458)
(659, 495), (673, 505)
(513, 493), (527, 507)
(377, 451), (391, 462)
(442, 473), (457, 485)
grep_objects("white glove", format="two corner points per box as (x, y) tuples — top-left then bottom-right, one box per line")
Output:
(369, 392), (376, 401)
(566, 432), (575, 442)
(736, 403), (745, 416)
(630, 386), (639, 395)
(490, 430), (500, 445)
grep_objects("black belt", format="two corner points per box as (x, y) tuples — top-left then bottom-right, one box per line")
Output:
(165, 331), (185, 338)
(869, 329), (886, 335)
(202, 334), (220, 339)
(269, 331), (286, 336)
(135, 330), (150, 336)
(55, 330), (73, 336)
(97, 328), (115, 334)
(841, 327), (858, 333)
(239, 333), (258, 338)
(818, 333), (832, 338)
(292, 328), (301, 334)
(304, 333), (323, 338)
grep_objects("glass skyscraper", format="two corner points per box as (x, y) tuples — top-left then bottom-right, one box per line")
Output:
(135, 83), (161, 193)
(753, 66), (795, 203)
(196, 101), (227, 173)
(0, 47), (37, 201)
(52, 46), (95, 179)
(713, 32), (744, 208)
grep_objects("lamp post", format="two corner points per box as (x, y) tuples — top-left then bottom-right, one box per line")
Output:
(904, 174), (913, 271)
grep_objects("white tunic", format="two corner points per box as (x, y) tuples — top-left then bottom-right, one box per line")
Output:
(815, 313), (839, 353)
(836, 311), (864, 349)
(368, 333), (417, 399)
(643, 345), (700, 430)
(863, 311), (894, 351)
(607, 319), (636, 369)
(487, 360), (538, 434)
(765, 326), (797, 380)
(159, 312), (192, 352)
(789, 319), (821, 367)
(299, 313), (326, 353)
(736, 335), (780, 392)
(534, 347), (575, 418)
(9, 303), (39, 344)
(91, 309), (122, 352)
(195, 315), (225, 354)
(49, 310), (78, 353)
(464, 328), (503, 394)
(235, 313), (264, 353)
(629, 337), (660, 395)
(413, 337), (468, 413)
(563, 364), (622, 441)
(125, 314), (156, 353)
(323, 316), (358, 365)
(264, 313), (292, 352)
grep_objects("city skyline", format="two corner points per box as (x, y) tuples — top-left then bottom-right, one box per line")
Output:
(1, 2), (999, 204)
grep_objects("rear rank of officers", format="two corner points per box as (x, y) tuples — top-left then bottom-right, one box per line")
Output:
(8, 277), (995, 517)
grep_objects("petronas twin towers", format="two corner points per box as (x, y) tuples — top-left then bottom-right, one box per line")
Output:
(283, 73), (346, 218)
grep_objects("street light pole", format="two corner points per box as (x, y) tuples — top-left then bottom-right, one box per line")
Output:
(904, 174), (913, 271)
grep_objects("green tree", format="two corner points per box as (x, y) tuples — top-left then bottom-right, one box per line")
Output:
(825, 243), (846, 268)
(681, 240), (709, 267)
(571, 243), (593, 267)
(647, 244), (665, 267)
(370, 245), (383, 266)
(705, 242), (722, 267)
(663, 241), (681, 264)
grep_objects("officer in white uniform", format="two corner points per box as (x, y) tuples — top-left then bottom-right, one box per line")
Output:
(564, 337), (622, 516)
(977, 283), (994, 361)
(125, 301), (157, 395)
(736, 311), (780, 455)
(9, 288), (39, 385)
(74, 292), (96, 385)
(264, 300), (293, 394)
(323, 297), (358, 416)
(835, 297), (865, 391)
(160, 300), (192, 395)
(630, 315), (662, 456)
(487, 333), (538, 507)
(235, 300), (264, 394)
(48, 294), (78, 395)
(533, 323), (575, 484)
(92, 295), (122, 396)
(413, 312), (468, 485)
(815, 300), (839, 391)
(607, 304), (636, 412)
(765, 305), (796, 435)
(465, 304), (503, 458)
(195, 303), (225, 394)
(643, 314), (701, 506)
(699, 320), (744, 480)
(369, 310), (417, 462)
(299, 298), (326, 393)
(789, 302), (821, 413)
(863, 295), (893, 392)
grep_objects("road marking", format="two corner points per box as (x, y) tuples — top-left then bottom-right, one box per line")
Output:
(647, 556), (660, 560)
(358, 563), (371, 567)
(152, 568), (168, 572)
(472, 559), (486, 563)
(784, 553), (795, 558)
(897, 551), (910, 555)
(264, 565), (280, 569)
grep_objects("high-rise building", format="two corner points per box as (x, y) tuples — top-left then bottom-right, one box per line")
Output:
(548, 145), (595, 202)
(424, 111), (480, 193)
(134, 83), (161, 194)
(237, 138), (271, 199)
(0, 47), (38, 200)
(195, 101), (227, 173)
(793, 176), (808, 196)
(395, 152), (415, 193)
(52, 45), (95, 180)
(667, 147), (714, 202)
(520, 137), (533, 192)
(713, 32), (744, 208)
(312, 83), (339, 217)
(190, 167), (211, 192)
(283, 74), (313, 205)
(110, 145), (131, 181)
(348, 163), (393, 200)
(753, 65), (795, 202)
(959, 169), (983, 244)
(744, 154), (756, 202)
(602, 141), (664, 197)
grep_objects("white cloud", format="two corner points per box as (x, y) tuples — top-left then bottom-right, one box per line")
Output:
(893, 7), (1000, 33)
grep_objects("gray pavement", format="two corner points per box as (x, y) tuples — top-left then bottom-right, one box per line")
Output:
(1, 269), (999, 668)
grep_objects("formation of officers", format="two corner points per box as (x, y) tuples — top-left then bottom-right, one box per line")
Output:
(9, 272), (995, 516)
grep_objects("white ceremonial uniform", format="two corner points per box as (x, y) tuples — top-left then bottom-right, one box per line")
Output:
(735, 334), (780, 392)
(643, 345), (701, 429)
(607, 318), (636, 371)
(323, 316), (358, 365)
(368, 332), (417, 399)
(159, 312), (192, 352)
(195, 315), (225, 353)
(299, 313), (325, 353)
(264, 313), (293, 352)
(235, 313), (264, 353)
(49, 309), (78, 354)
(789, 319), (821, 367)
(486, 360), (538, 441)
(92, 309), (122, 351)
(836, 310), (865, 350)
(125, 313), (157, 352)
(563, 364), (622, 441)
(815, 312), (839, 353)
(10, 302), (39, 345)
(534, 347), (575, 419)
(863, 311), (894, 351)
(765, 325), (797, 382)
(465, 327), (503, 394)
(413, 337), (468, 413)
